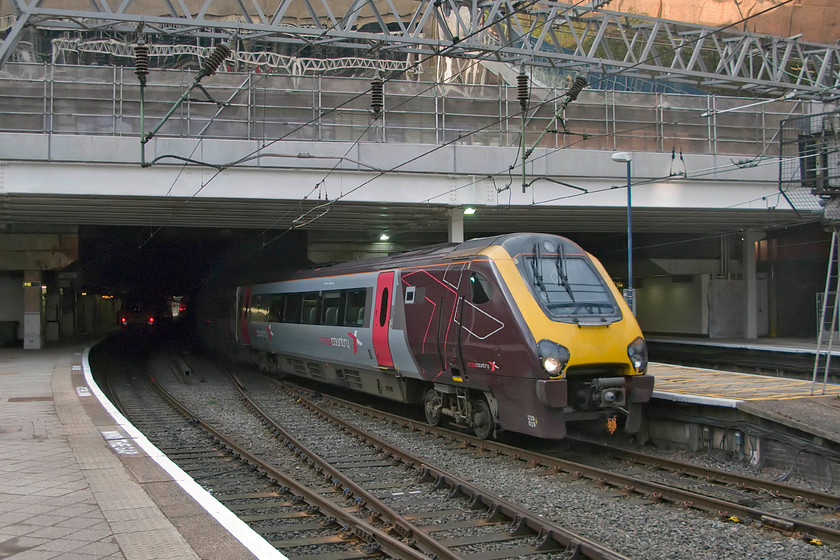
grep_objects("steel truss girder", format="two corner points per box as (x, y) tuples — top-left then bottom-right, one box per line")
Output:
(1, 0), (839, 98)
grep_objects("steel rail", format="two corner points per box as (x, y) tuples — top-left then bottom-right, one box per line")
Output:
(148, 376), (435, 560)
(225, 371), (464, 560)
(278, 383), (634, 560)
(567, 437), (840, 509)
(308, 387), (840, 547)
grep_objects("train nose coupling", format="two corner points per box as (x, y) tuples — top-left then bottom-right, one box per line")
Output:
(574, 377), (627, 410)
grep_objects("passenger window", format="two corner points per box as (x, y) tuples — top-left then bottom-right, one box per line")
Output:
(267, 295), (284, 322)
(470, 272), (492, 304)
(249, 296), (267, 322)
(283, 293), (302, 323)
(302, 292), (319, 324)
(378, 287), (389, 327)
(322, 290), (342, 326)
(344, 288), (367, 326)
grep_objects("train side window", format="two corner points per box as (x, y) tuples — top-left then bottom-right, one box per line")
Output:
(378, 287), (389, 327)
(322, 290), (342, 325)
(283, 293), (302, 323)
(250, 295), (267, 322)
(267, 295), (284, 322)
(302, 292), (319, 324)
(344, 288), (367, 327)
(470, 272), (492, 304)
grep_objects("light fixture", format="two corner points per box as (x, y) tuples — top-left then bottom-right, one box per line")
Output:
(379, 233), (390, 241)
(463, 207), (477, 215)
(612, 151), (635, 315)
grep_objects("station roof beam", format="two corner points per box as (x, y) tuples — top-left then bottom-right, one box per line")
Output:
(0, 1), (838, 99)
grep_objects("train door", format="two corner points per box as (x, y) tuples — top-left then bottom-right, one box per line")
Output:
(372, 272), (395, 367)
(441, 269), (468, 378)
(401, 266), (464, 379)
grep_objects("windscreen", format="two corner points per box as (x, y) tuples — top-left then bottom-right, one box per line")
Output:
(523, 254), (620, 321)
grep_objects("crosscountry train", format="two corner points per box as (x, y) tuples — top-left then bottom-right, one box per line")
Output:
(195, 233), (654, 439)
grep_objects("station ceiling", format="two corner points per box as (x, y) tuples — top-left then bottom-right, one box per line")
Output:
(2, 192), (814, 237)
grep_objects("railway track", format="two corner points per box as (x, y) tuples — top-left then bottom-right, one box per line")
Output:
(226, 370), (629, 560)
(91, 333), (837, 559)
(103, 351), (432, 559)
(103, 344), (630, 560)
(300, 384), (840, 548)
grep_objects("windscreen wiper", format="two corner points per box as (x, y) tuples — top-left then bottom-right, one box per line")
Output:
(555, 244), (575, 302)
(532, 243), (548, 297)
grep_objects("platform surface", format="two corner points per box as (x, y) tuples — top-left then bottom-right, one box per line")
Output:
(650, 362), (840, 404)
(649, 361), (840, 445)
(0, 340), (277, 560)
(647, 335), (840, 355)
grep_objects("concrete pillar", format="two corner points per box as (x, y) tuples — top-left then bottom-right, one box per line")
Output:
(743, 231), (765, 340)
(22, 270), (43, 349)
(448, 208), (464, 243)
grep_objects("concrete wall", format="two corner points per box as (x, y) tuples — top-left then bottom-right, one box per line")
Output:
(636, 274), (751, 338)
(708, 278), (747, 338)
(636, 274), (709, 335)
(0, 273), (24, 342)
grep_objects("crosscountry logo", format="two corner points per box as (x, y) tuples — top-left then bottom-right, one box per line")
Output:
(347, 330), (363, 354)
(467, 360), (498, 372)
(319, 330), (364, 354)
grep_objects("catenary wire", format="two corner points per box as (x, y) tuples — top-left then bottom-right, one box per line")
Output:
(141, 0), (805, 250)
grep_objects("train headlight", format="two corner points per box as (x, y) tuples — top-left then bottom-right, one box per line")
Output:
(627, 337), (648, 374)
(537, 340), (570, 378)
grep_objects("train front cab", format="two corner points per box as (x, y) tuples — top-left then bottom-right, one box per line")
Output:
(480, 237), (654, 439)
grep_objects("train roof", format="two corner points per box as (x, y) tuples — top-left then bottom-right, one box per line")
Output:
(287, 233), (585, 280)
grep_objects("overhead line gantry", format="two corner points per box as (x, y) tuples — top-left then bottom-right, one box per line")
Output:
(0, 0), (838, 99)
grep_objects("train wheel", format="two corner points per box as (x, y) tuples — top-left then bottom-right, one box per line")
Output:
(424, 389), (442, 426)
(471, 398), (493, 439)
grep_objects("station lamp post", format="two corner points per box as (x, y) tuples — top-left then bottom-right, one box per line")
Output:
(611, 151), (635, 315)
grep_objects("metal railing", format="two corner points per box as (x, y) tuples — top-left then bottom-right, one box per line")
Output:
(0, 62), (817, 158)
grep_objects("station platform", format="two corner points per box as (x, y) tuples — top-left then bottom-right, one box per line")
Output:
(649, 361), (840, 446)
(647, 335), (840, 378)
(0, 339), (281, 560)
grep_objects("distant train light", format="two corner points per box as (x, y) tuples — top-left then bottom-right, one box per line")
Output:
(379, 233), (390, 241)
